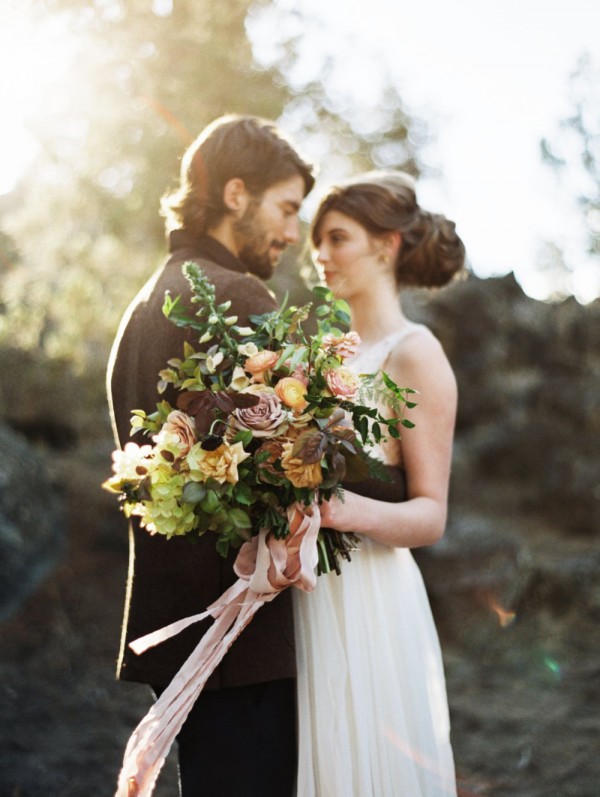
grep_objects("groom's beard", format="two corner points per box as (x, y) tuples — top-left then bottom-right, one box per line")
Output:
(233, 201), (286, 280)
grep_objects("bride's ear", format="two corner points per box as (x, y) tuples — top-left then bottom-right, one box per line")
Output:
(381, 231), (402, 262)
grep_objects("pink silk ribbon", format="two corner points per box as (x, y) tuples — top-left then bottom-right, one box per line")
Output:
(115, 501), (320, 797)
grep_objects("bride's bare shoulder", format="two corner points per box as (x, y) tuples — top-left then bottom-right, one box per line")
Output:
(386, 323), (456, 398)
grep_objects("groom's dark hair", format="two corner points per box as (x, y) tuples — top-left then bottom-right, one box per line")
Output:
(161, 115), (314, 237)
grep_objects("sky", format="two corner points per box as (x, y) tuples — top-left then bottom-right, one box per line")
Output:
(249, 0), (600, 303)
(1, 0), (599, 302)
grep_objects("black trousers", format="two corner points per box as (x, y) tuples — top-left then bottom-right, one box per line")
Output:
(154, 679), (297, 797)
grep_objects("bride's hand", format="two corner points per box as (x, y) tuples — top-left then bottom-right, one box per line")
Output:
(319, 492), (363, 533)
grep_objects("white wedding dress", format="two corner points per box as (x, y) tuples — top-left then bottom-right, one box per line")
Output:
(293, 326), (457, 797)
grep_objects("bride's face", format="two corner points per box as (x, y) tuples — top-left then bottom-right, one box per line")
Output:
(313, 210), (386, 301)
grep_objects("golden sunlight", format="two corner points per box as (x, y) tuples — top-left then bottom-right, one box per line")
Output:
(0, 4), (77, 195)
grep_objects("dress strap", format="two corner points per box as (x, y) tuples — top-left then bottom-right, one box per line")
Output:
(351, 323), (425, 374)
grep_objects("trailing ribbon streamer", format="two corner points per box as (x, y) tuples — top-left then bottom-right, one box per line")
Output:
(115, 501), (320, 797)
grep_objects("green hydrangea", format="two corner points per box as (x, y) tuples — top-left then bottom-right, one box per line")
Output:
(141, 471), (196, 538)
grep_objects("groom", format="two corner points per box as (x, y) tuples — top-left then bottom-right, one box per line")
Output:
(107, 115), (314, 796)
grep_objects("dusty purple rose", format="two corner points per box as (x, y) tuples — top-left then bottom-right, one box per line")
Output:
(232, 389), (287, 438)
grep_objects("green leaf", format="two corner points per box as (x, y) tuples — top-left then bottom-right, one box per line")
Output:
(229, 508), (252, 529)
(274, 344), (298, 370)
(356, 415), (369, 442)
(233, 429), (253, 447)
(253, 450), (271, 465)
(312, 286), (333, 301)
(382, 370), (401, 392)
(200, 490), (221, 514)
(216, 537), (230, 558)
(181, 482), (207, 504)
(342, 451), (371, 482)
(233, 482), (254, 505)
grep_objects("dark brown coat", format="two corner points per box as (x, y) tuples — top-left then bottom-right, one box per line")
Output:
(107, 233), (296, 690)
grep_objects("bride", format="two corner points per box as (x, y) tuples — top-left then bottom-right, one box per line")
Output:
(293, 170), (465, 796)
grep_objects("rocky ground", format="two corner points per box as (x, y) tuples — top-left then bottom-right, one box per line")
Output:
(1, 447), (598, 797)
(0, 273), (598, 796)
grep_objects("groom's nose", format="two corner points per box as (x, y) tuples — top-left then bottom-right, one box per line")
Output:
(283, 216), (300, 244)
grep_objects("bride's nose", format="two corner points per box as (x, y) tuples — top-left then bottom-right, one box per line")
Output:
(315, 244), (329, 264)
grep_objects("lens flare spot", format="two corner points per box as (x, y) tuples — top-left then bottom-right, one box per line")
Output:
(488, 597), (516, 628)
(542, 655), (562, 680)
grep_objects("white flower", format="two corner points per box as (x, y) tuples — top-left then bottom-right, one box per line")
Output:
(238, 341), (258, 357)
(205, 351), (224, 373)
(103, 442), (153, 493)
(111, 442), (153, 480)
(230, 365), (251, 392)
(236, 326), (254, 336)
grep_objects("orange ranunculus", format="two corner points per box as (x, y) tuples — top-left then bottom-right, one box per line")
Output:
(244, 350), (280, 382)
(275, 377), (309, 411)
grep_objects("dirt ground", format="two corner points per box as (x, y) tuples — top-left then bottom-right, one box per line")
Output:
(0, 444), (598, 797)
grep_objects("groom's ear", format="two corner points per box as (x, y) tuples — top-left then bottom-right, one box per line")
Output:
(223, 178), (251, 216)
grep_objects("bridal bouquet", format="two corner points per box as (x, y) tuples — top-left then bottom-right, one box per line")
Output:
(104, 261), (415, 575)
(104, 262), (415, 796)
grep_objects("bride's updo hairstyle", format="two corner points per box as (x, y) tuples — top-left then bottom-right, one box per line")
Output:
(311, 170), (466, 288)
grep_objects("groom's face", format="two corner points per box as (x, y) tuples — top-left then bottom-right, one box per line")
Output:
(234, 174), (305, 279)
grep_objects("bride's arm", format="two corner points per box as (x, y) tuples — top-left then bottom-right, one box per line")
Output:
(319, 331), (457, 548)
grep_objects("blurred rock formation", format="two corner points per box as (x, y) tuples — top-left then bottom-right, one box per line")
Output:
(0, 422), (66, 621)
(0, 271), (598, 796)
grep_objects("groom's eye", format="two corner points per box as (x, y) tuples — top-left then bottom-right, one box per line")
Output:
(280, 202), (299, 218)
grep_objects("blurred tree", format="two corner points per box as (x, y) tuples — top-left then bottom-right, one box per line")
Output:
(1, 0), (288, 373)
(247, 2), (425, 183)
(0, 0), (423, 440)
(541, 53), (600, 261)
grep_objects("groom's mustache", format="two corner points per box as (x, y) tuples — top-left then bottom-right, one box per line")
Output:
(270, 240), (287, 255)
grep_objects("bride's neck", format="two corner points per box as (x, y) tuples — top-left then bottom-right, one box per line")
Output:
(349, 288), (406, 346)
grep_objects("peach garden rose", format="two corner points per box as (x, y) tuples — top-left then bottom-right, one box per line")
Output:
(153, 410), (197, 455)
(322, 331), (361, 361)
(324, 367), (360, 399)
(281, 440), (323, 489)
(186, 440), (250, 485)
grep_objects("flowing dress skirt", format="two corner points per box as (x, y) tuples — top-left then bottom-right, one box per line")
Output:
(293, 537), (457, 796)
